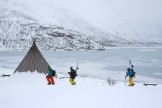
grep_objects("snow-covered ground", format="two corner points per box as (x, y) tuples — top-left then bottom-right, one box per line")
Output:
(1, 72), (162, 108)
(1, 49), (162, 108)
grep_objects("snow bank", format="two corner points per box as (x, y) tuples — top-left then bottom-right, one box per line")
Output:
(0, 68), (162, 108)
(0, 73), (162, 108)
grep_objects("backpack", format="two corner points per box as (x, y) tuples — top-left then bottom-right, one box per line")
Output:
(69, 69), (77, 78)
(132, 70), (136, 77)
(129, 69), (136, 77)
(52, 70), (56, 76)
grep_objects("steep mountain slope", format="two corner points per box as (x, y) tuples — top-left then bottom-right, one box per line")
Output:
(0, 9), (106, 50)
(0, 0), (162, 50)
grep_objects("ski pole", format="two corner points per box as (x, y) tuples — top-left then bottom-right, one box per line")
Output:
(59, 77), (70, 79)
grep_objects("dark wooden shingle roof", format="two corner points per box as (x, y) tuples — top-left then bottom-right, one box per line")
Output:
(14, 41), (50, 74)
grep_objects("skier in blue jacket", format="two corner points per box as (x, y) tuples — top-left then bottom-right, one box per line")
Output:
(125, 68), (135, 86)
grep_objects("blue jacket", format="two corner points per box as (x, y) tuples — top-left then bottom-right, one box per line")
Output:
(126, 69), (134, 77)
(48, 68), (53, 76)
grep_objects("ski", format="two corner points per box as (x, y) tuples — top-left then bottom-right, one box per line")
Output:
(75, 63), (79, 71)
(143, 83), (158, 86)
(1, 74), (10, 77)
(129, 60), (133, 69)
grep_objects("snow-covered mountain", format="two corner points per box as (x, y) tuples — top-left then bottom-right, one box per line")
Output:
(0, 0), (162, 50)
(0, 9), (106, 50)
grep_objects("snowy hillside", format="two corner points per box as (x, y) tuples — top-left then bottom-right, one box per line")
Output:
(0, 9), (106, 50)
(0, 0), (162, 50)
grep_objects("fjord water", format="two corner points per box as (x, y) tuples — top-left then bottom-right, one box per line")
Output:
(0, 48), (162, 81)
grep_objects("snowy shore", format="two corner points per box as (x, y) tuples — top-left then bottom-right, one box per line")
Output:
(1, 71), (162, 108)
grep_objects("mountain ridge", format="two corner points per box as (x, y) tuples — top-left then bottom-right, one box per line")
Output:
(0, 0), (162, 50)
